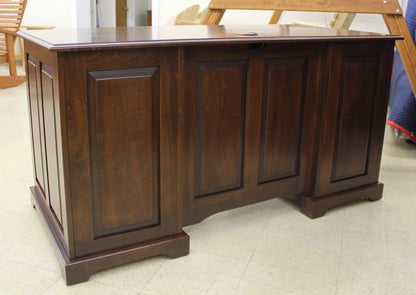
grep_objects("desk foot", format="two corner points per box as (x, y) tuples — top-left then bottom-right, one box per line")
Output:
(64, 232), (190, 285)
(30, 186), (189, 286)
(298, 183), (383, 219)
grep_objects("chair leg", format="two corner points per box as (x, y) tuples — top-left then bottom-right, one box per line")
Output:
(269, 10), (283, 24)
(201, 9), (225, 25)
(5, 34), (17, 77)
(383, 14), (416, 97)
(18, 37), (25, 72)
(330, 13), (356, 29)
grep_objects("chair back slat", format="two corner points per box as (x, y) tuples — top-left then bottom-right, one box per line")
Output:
(0, 32), (6, 58)
(0, 0), (25, 4)
(0, 19), (20, 24)
(0, 0), (26, 34)
(0, 0), (26, 60)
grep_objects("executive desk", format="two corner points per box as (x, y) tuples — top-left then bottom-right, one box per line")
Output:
(18, 25), (398, 284)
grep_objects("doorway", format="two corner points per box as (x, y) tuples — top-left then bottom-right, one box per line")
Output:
(94, 0), (152, 27)
(116, 0), (128, 27)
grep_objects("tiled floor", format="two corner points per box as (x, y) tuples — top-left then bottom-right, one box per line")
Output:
(1, 63), (416, 294)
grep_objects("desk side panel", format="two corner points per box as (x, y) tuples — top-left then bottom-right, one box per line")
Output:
(25, 41), (72, 256)
(27, 57), (46, 195)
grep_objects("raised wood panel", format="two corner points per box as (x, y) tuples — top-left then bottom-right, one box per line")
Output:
(331, 56), (378, 182)
(41, 64), (63, 225)
(258, 57), (307, 183)
(87, 67), (160, 238)
(194, 60), (247, 197)
(27, 57), (46, 194)
(181, 44), (325, 225)
(314, 42), (394, 198)
(61, 47), (180, 257)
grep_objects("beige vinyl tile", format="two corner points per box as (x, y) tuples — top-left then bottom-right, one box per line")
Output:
(42, 279), (137, 295)
(90, 256), (166, 293)
(0, 257), (59, 295)
(141, 252), (245, 295)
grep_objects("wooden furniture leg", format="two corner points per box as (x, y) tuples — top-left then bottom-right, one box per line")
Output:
(383, 14), (416, 96)
(269, 10), (283, 24)
(18, 36), (25, 71)
(0, 33), (25, 89)
(202, 8), (225, 25)
(0, 0), (27, 88)
(5, 34), (17, 76)
(330, 13), (356, 29)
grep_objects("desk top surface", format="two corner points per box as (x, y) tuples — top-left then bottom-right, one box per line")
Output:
(17, 25), (399, 51)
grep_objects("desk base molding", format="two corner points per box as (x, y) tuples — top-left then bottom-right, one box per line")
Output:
(30, 187), (190, 285)
(298, 183), (384, 218)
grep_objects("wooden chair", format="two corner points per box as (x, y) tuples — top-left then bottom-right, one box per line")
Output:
(202, 0), (416, 97)
(0, 0), (27, 89)
(290, 13), (356, 30)
(175, 4), (201, 25)
(197, 8), (208, 23)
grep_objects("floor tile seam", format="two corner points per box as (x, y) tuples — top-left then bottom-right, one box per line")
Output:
(204, 277), (219, 295)
(0, 132), (29, 141)
(245, 206), (296, 264)
(188, 247), (254, 263)
(231, 258), (251, 295)
(229, 218), (271, 295)
(1, 207), (38, 218)
(2, 255), (60, 275)
(0, 139), (30, 154)
(0, 209), (35, 219)
(40, 278), (69, 295)
(0, 175), (34, 183)
(235, 275), (314, 295)
(0, 259), (62, 295)
(33, 278), (62, 295)
(136, 259), (168, 294)
(192, 248), (258, 263)
(0, 186), (33, 197)
(5, 256), (60, 274)
(201, 273), (243, 295)
(0, 230), (33, 252)
(251, 203), (276, 248)
(334, 224), (345, 295)
(89, 279), (138, 294)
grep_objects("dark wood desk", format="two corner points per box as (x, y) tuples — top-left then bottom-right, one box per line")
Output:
(18, 25), (398, 285)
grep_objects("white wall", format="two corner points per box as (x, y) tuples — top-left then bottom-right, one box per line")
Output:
(75, 0), (93, 28)
(402, 0), (409, 15)
(129, 0), (150, 27)
(22, 0), (91, 29)
(22, 0), (73, 29)
(97, 0), (116, 27)
(135, 0), (149, 26)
